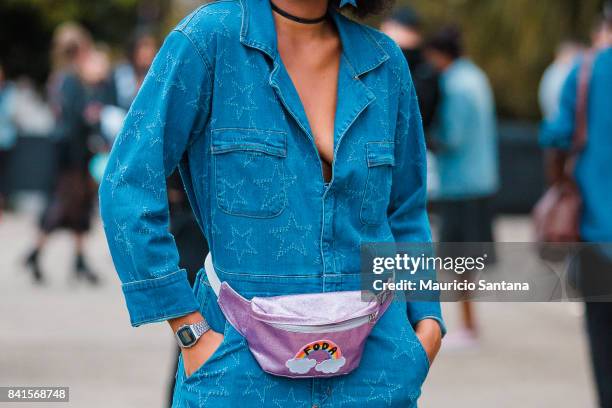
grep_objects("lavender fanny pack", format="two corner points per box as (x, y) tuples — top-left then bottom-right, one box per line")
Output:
(204, 254), (393, 378)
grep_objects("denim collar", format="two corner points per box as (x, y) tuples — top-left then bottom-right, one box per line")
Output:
(239, 0), (389, 77)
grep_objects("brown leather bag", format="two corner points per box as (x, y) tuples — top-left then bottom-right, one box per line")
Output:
(533, 53), (594, 251)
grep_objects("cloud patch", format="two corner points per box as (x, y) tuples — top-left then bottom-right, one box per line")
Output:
(315, 357), (347, 374)
(286, 358), (317, 374)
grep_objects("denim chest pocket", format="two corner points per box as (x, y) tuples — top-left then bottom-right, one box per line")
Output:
(212, 128), (287, 218)
(360, 141), (395, 225)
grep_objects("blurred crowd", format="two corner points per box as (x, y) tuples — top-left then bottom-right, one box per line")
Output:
(0, 20), (204, 406)
(1, 22), (160, 283)
(381, 8), (612, 407)
(0, 1), (611, 407)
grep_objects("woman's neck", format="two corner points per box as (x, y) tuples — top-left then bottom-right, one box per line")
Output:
(272, 0), (331, 41)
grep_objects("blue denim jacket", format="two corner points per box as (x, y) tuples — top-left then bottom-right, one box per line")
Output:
(99, 0), (444, 333)
(540, 47), (612, 241)
(433, 59), (499, 200)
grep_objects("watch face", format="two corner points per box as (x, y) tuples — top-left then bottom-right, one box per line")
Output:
(177, 326), (197, 347)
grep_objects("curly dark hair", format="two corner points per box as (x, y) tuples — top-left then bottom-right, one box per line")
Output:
(331, 0), (395, 18)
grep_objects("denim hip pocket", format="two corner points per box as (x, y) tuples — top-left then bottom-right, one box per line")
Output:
(211, 128), (288, 218)
(360, 141), (395, 225)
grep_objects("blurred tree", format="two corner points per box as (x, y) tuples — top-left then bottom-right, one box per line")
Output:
(0, 2), (51, 84)
(166, 0), (206, 30)
(2, 0), (142, 43)
(0, 0), (167, 84)
(405, 0), (605, 119)
(0, 0), (606, 119)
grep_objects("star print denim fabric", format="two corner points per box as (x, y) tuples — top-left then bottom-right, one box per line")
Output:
(99, 0), (444, 405)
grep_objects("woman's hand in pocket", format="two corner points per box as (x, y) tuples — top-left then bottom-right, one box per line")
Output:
(182, 330), (224, 377)
(415, 319), (442, 365)
(168, 312), (225, 377)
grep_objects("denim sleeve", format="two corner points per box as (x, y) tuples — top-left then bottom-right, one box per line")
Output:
(388, 63), (446, 336)
(99, 30), (211, 327)
(540, 64), (579, 150)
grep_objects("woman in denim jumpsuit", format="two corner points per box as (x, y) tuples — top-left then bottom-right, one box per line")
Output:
(100, 0), (445, 406)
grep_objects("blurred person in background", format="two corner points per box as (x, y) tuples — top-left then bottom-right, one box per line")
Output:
(540, 14), (612, 408)
(110, 29), (158, 112)
(539, 40), (584, 121)
(92, 31), (159, 179)
(0, 60), (17, 219)
(380, 6), (439, 131)
(380, 6), (442, 199)
(23, 22), (112, 285)
(592, 12), (612, 50)
(426, 26), (499, 348)
(94, 30), (159, 174)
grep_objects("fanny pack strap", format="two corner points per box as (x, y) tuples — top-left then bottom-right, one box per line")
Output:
(205, 253), (393, 338)
(204, 253), (222, 297)
(205, 253), (392, 306)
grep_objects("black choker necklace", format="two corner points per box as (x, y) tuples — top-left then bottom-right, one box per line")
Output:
(270, 2), (328, 24)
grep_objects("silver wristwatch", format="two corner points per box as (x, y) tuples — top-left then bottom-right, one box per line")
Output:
(175, 319), (211, 348)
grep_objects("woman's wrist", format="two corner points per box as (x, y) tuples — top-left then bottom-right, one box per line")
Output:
(415, 318), (443, 363)
(168, 311), (205, 334)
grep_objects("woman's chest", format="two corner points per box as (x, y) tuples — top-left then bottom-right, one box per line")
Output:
(281, 46), (340, 173)
(205, 48), (399, 194)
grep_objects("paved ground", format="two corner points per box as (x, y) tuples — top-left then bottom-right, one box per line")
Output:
(0, 211), (598, 407)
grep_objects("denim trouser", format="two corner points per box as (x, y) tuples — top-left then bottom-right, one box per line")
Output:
(171, 270), (430, 407)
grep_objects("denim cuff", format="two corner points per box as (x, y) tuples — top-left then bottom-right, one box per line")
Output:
(121, 269), (199, 327)
(407, 302), (447, 337)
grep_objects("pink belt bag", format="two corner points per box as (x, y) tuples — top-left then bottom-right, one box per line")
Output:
(204, 254), (393, 378)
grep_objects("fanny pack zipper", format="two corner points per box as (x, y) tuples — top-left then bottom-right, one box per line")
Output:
(267, 313), (376, 333)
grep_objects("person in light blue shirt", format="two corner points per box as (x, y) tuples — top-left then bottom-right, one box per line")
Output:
(540, 16), (612, 407)
(426, 28), (499, 202)
(539, 41), (584, 121)
(425, 26), (499, 347)
(541, 29), (612, 244)
(99, 0), (445, 406)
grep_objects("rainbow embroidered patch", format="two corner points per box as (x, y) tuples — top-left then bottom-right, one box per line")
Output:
(285, 339), (347, 374)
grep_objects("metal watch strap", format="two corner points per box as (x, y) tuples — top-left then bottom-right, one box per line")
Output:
(176, 319), (211, 348)
(191, 319), (210, 338)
